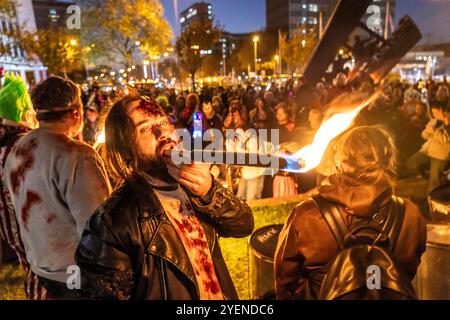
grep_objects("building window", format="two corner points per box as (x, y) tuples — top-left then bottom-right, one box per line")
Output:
(309, 4), (318, 12)
(309, 17), (318, 24)
(180, 16), (185, 23)
(48, 8), (60, 22)
(186, 9), (197, 19)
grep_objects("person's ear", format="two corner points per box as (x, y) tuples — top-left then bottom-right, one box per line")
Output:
(72, 110), (82, 119)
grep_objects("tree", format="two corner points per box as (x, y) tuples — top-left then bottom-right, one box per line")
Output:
(0, 1), (81, 77)
(228, 31), (278, 75)
(0, 0), (15, 21)
(279, 30), (317, 73)
(19, 28), (81, 77)
(234, 40), (254, 74)
(81, 0), (173, 69)
(176, 19), (221, 91)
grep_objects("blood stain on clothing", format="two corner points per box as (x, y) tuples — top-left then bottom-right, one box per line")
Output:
(202, 260), (213, 274)
(182, 218), (194, 233)
(192, 238), (208, 249)
(173, 218), (185, 232)
(21, 191), (42, 231)
(45, 213), (57, 224)
(203, 280), (220, 294)
(155, 189), (223, 299)
(10, 139), (38, 194)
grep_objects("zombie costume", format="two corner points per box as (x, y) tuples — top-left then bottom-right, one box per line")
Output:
(75, 173), (254, 300)
(3, 128), (111, 293)
(0, 74), (46, 299)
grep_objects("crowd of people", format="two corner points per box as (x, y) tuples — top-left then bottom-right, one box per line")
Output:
(0, 68), (448, 300)
(79, 72), (449, 200)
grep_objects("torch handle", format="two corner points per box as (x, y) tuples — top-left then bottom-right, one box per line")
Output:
(171, 150), (303, 172)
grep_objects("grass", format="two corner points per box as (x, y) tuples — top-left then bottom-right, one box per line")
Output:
(220, 197), (301, 299)
(0, 195), (306, 300)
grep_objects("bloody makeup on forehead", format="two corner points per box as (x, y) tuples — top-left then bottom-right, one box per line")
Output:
(136, 97), (165, 117)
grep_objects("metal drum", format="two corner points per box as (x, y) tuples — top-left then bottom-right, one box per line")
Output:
(249, 224), (283, 299)
(413, 223), (450, 299)
(428, 184), (450, 222)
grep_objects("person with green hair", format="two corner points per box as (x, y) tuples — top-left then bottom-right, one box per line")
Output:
(0, 73), (38, 129)
(0, 73), (46, 299)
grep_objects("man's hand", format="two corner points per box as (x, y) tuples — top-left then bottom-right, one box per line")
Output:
(167, 162), (213, 199)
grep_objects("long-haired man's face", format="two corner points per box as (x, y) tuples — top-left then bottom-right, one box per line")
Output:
(127, 100), (176, 164)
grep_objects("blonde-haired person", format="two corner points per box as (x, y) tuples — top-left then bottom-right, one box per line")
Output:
(274, 125), (426, 300)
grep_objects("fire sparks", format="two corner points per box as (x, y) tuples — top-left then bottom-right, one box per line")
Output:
(292, 92), (380, 173)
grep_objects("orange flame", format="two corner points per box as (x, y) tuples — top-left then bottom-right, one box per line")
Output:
(293, 92), (380, 173)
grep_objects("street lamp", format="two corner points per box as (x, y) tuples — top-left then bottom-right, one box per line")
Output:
(143, 60), (150, 79)
(253, 36), (259, 74)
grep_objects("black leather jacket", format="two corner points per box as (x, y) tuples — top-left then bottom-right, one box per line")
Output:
(75, 174), (254, 300)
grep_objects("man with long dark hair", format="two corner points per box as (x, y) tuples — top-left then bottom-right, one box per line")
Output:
(75, 94), (254, 300)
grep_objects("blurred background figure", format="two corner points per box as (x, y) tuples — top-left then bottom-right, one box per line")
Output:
(82, 105), (99, 145)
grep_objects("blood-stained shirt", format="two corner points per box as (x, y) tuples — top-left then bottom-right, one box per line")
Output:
(154, 186), (224, 300)
(3, 128), (112, 284)
(0, 130), (28, 269)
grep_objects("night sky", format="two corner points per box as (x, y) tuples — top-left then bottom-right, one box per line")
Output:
(160, 0), (450, 44)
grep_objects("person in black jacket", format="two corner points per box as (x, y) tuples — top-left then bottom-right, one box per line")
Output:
(75, 94), (254, 300)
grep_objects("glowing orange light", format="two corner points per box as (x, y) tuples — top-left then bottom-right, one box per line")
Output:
(292, 93), (380, 172)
